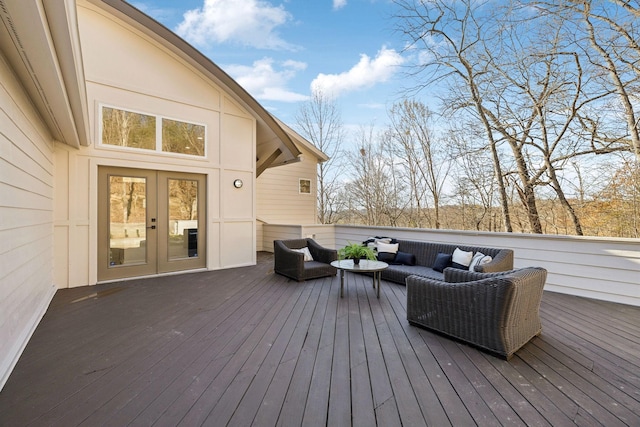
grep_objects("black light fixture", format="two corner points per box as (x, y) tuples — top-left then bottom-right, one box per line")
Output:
(233, 179), (243, 188)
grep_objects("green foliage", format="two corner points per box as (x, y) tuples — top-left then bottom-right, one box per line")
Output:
(338, 242), (377, 261)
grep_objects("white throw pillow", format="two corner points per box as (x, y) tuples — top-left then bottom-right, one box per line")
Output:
(452, 247), (474, 267)
(375, 237), (392, 244)
(292, 247), (314, 261)
(480, 255), (492, 265)
(469, 252), (493, 271)
(376, 242), (399, 254)
(469, 252), (485, 271)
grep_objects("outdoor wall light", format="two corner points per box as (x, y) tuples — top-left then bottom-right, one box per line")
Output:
(233, 179), (243, 188)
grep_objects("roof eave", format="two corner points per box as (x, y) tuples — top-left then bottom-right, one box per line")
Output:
(0, 0), (91, 148)
(272, 117), (330, 163)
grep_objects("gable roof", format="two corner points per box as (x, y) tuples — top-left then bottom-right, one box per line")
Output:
(272, 117), (330, 163)
(94, 0), (303, 173)
(0, 0), (309, 172)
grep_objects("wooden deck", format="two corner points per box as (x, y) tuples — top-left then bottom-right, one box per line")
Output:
(1, 252), (639, 426)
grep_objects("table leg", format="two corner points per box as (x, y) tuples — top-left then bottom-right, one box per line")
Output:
(340, 269), (345, 298)
(376, 272), (381, 298)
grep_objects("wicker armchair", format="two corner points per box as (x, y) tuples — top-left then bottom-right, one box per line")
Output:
(406, 267), (547, 359)
(274, 238), (338, 282)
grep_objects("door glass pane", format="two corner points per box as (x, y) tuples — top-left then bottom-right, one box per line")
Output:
(109, 176), (147, 266)
(168, 179), (199, 260)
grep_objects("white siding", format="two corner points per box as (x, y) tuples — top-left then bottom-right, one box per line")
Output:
(51, 3), (258, 288)
(0, 53), (57, 389)
(257, 145), (317, 225)
(262, 224), (305, 252)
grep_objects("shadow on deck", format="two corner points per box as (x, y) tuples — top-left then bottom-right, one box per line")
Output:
(1, 252), (639, 426)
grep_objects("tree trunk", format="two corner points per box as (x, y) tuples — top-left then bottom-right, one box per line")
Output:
(546, 157), (584, 235)
(510, 141), (543, 234)
(463, 59), (513, 232)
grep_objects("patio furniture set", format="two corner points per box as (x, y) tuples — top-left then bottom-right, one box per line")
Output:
(273, 237), (547, 359)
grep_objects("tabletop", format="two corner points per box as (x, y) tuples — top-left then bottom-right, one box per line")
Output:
(331, 259), (389, 272)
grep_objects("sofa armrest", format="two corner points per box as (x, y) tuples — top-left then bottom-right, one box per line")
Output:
(444, 267), (513, 283)
(475, 249), (513, 272)
(307, 239), (338, 264)
(274, 240), (305, 280)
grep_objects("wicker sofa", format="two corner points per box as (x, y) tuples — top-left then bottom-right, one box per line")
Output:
(375, 239), (514, 285)
(406, 267), (547, 359)
(274, 238), (338, 281)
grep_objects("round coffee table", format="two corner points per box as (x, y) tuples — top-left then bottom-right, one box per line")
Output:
(330, 259), (389, 298)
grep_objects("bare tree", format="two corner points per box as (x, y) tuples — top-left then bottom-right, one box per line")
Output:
(393, 0), (635, 234)
(534, 1), (640, 162)
(485, 23), (595, 235)
(448, 125), (498, 231)
(296, 90), (346, 224)
(393, 0), (514, 232)
(591, 154), (640, 238)
(386, 100), (450, 228)
(349, 125), (408, 226)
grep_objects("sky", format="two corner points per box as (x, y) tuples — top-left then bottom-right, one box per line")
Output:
(129, 0), (413, 135)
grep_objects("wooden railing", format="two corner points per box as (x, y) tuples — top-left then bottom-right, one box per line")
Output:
(262, 223), (640, 307)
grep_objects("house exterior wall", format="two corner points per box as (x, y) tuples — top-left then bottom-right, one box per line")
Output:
(0, 52), (57, 389)
(52, 2), (256, 288)
(257, 145), (317, 231)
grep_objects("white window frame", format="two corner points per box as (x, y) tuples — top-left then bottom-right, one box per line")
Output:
(299, 178), (312, 194)
(98, 103), (208, 159)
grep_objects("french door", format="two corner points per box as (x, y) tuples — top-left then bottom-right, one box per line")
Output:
(98, 167), (206, 281)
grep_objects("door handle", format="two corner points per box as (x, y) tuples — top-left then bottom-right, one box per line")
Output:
(147, 225), (156, 230)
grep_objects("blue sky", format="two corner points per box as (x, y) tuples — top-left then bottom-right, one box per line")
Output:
(130, 0), (412, 132)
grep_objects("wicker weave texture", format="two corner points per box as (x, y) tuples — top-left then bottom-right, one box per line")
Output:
(274, 239), (338, 281)
(406, 267), (547, 359)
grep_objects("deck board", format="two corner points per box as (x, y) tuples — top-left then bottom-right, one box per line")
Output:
(1, 252), (639, 426)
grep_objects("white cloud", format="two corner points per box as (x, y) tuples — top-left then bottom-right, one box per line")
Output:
(175, 0), (296, 50)
(333, 0), (347, 10)
(225, 58), (309, 102)
(310, 47), (405, 97)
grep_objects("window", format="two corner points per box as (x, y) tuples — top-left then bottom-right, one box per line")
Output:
(299, 179), (311, 194)
(162, 118), (205, 156)
(102, 107), (156, 150)
(101, 106), (205, 157)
